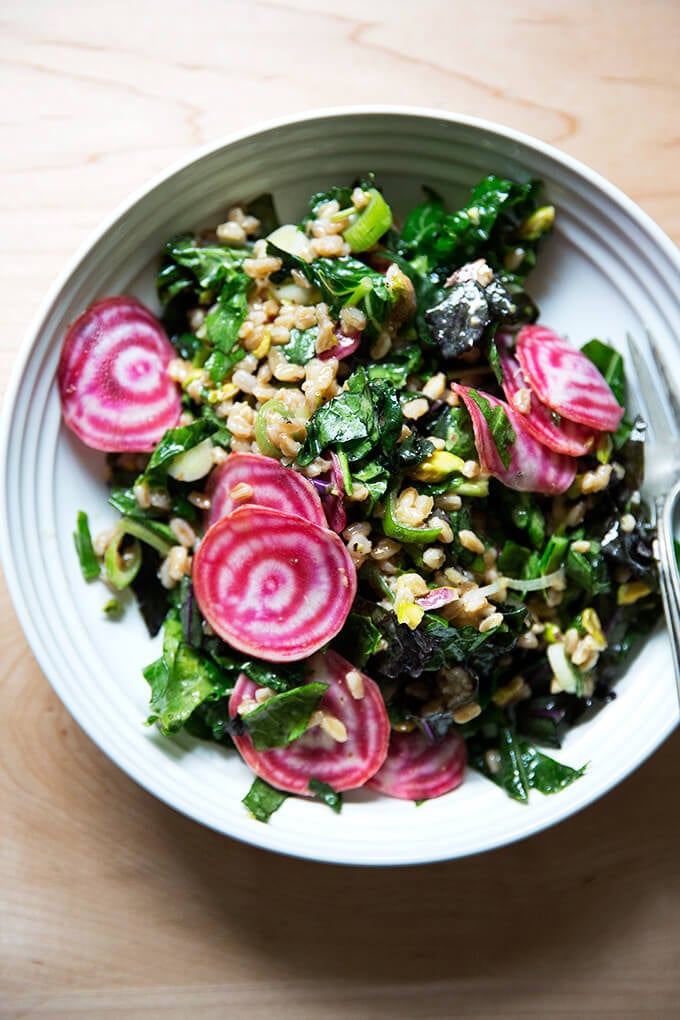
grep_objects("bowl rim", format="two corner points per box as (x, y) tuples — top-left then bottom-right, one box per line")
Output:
(2, 105), (679, 866)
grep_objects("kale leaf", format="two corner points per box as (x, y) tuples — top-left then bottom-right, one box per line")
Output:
(469, 722), (586, 802)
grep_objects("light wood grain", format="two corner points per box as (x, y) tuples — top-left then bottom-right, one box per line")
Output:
(2, 2), (680, 1016)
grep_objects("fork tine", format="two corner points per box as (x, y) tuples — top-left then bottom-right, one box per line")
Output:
(625, 331), (680, 441)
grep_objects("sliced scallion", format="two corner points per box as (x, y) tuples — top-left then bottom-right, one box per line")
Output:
(343, 189), (393, 252)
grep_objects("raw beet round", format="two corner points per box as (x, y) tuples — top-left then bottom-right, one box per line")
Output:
(516, 324), (624, 432)
(367, 727), (467, 801)
(57, 296), (181, 452)
(205, 451), (327, 529)
(193, 505), (357, 662)
(452, 383), (576, 495)
(497, 333), (596, 456)
(319, 330), (362, 361)
(230, 651), (390, 794)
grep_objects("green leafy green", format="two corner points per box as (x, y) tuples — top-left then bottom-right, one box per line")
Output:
(395, 175), (544, 275)
(470, 724), (586, 802)
(241, 683), (328, 750)
(581, 339), (625, 406)
(245, 192), (279, 236)
(279, 326), (319, 366)
(204, 273), (251, 382)
(242, 777), (288, 823)
(309, 778), (342, 813)
(140, 419), (217, 487)
(73, 510), (100, 582)
(366, 344), (423, 387)
(268, 243), (398, 335)
(299, 367), (402, 465)
(333, 612), (383, 668)
(144, 613), (232, 735)
(467, 389), (516, 468)
(158, 235), (248, 300)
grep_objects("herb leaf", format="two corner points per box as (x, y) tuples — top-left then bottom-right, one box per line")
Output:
(204, 272), (251, 383)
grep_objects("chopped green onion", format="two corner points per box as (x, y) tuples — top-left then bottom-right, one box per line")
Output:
(343, 189), (393, 252)
(119, 517), (174, 556)
(103, 598), (124, 619)
(254, 399), (288, 458)
(73, 510), (100, 582)
(105, 533), (142, 590)
(383, 491), (444, 545)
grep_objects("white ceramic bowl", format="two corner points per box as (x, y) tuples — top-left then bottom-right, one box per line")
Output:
(2, 107), (679, 865)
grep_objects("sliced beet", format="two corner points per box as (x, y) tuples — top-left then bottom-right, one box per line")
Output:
(193, 505), (356, 662)
(230, 650), (390, 793)
(319, 330), (362, 361)
(497, 334), (596, 457)
(205, 452), (327, 529)
(57, 296), (181, 452)
(452, 383), (576, 495)
(516, 324), (624, 432)
(367, 727), (466, 801)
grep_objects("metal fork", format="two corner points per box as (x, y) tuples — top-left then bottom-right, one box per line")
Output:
(626, 331), (680, 697)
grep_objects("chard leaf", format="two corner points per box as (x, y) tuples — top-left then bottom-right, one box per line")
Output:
(159, 235), (248, 297)
(242, 777), (288, 823)
(366, 344), (423, 387)
(298, 367), (403, 466)
(467, 389), (516, 469)
(280, 326), (318, 366)
(241, 659), (306, 694)
(399, 189), (445, 250)
(565, 545), (611, 596)
(309, 778), (342, 813)
(204, 273), (251, 383)
(241, 682), (329, 750)
(144, 612), (231, 734)
(581, 339), (625, 406)
(73, 510), (100, 582)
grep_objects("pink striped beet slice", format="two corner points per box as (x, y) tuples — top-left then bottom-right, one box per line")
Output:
(57, 296), (181, 452)
(205, 452), (327, 529)
(229, 651), (390, 793)
(193, 505), (356, 662)
(452, 383), (576, 495)
(367, 727), (466, 801)
(516, 324), (624, 432)
(497, 333), (596, 457)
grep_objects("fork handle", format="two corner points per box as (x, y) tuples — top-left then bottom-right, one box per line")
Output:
(655, 478), (680, 698)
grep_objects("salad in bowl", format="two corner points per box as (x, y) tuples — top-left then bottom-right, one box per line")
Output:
(59, 171), (660, 822)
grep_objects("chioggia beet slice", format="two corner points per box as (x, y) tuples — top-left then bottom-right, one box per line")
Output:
(516, 324), (624, 432)
(496, 334), (596, 457)
(452, 383), (576, 495)
(57, 296), (181, 452)
(205, 451), (327, 529)
(230, 651), (390, 794)
(367, 727), (467, 801)
(193, 505), (357, 661)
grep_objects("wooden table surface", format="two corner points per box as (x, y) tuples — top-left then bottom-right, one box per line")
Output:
(2, 2), (680, 1016)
